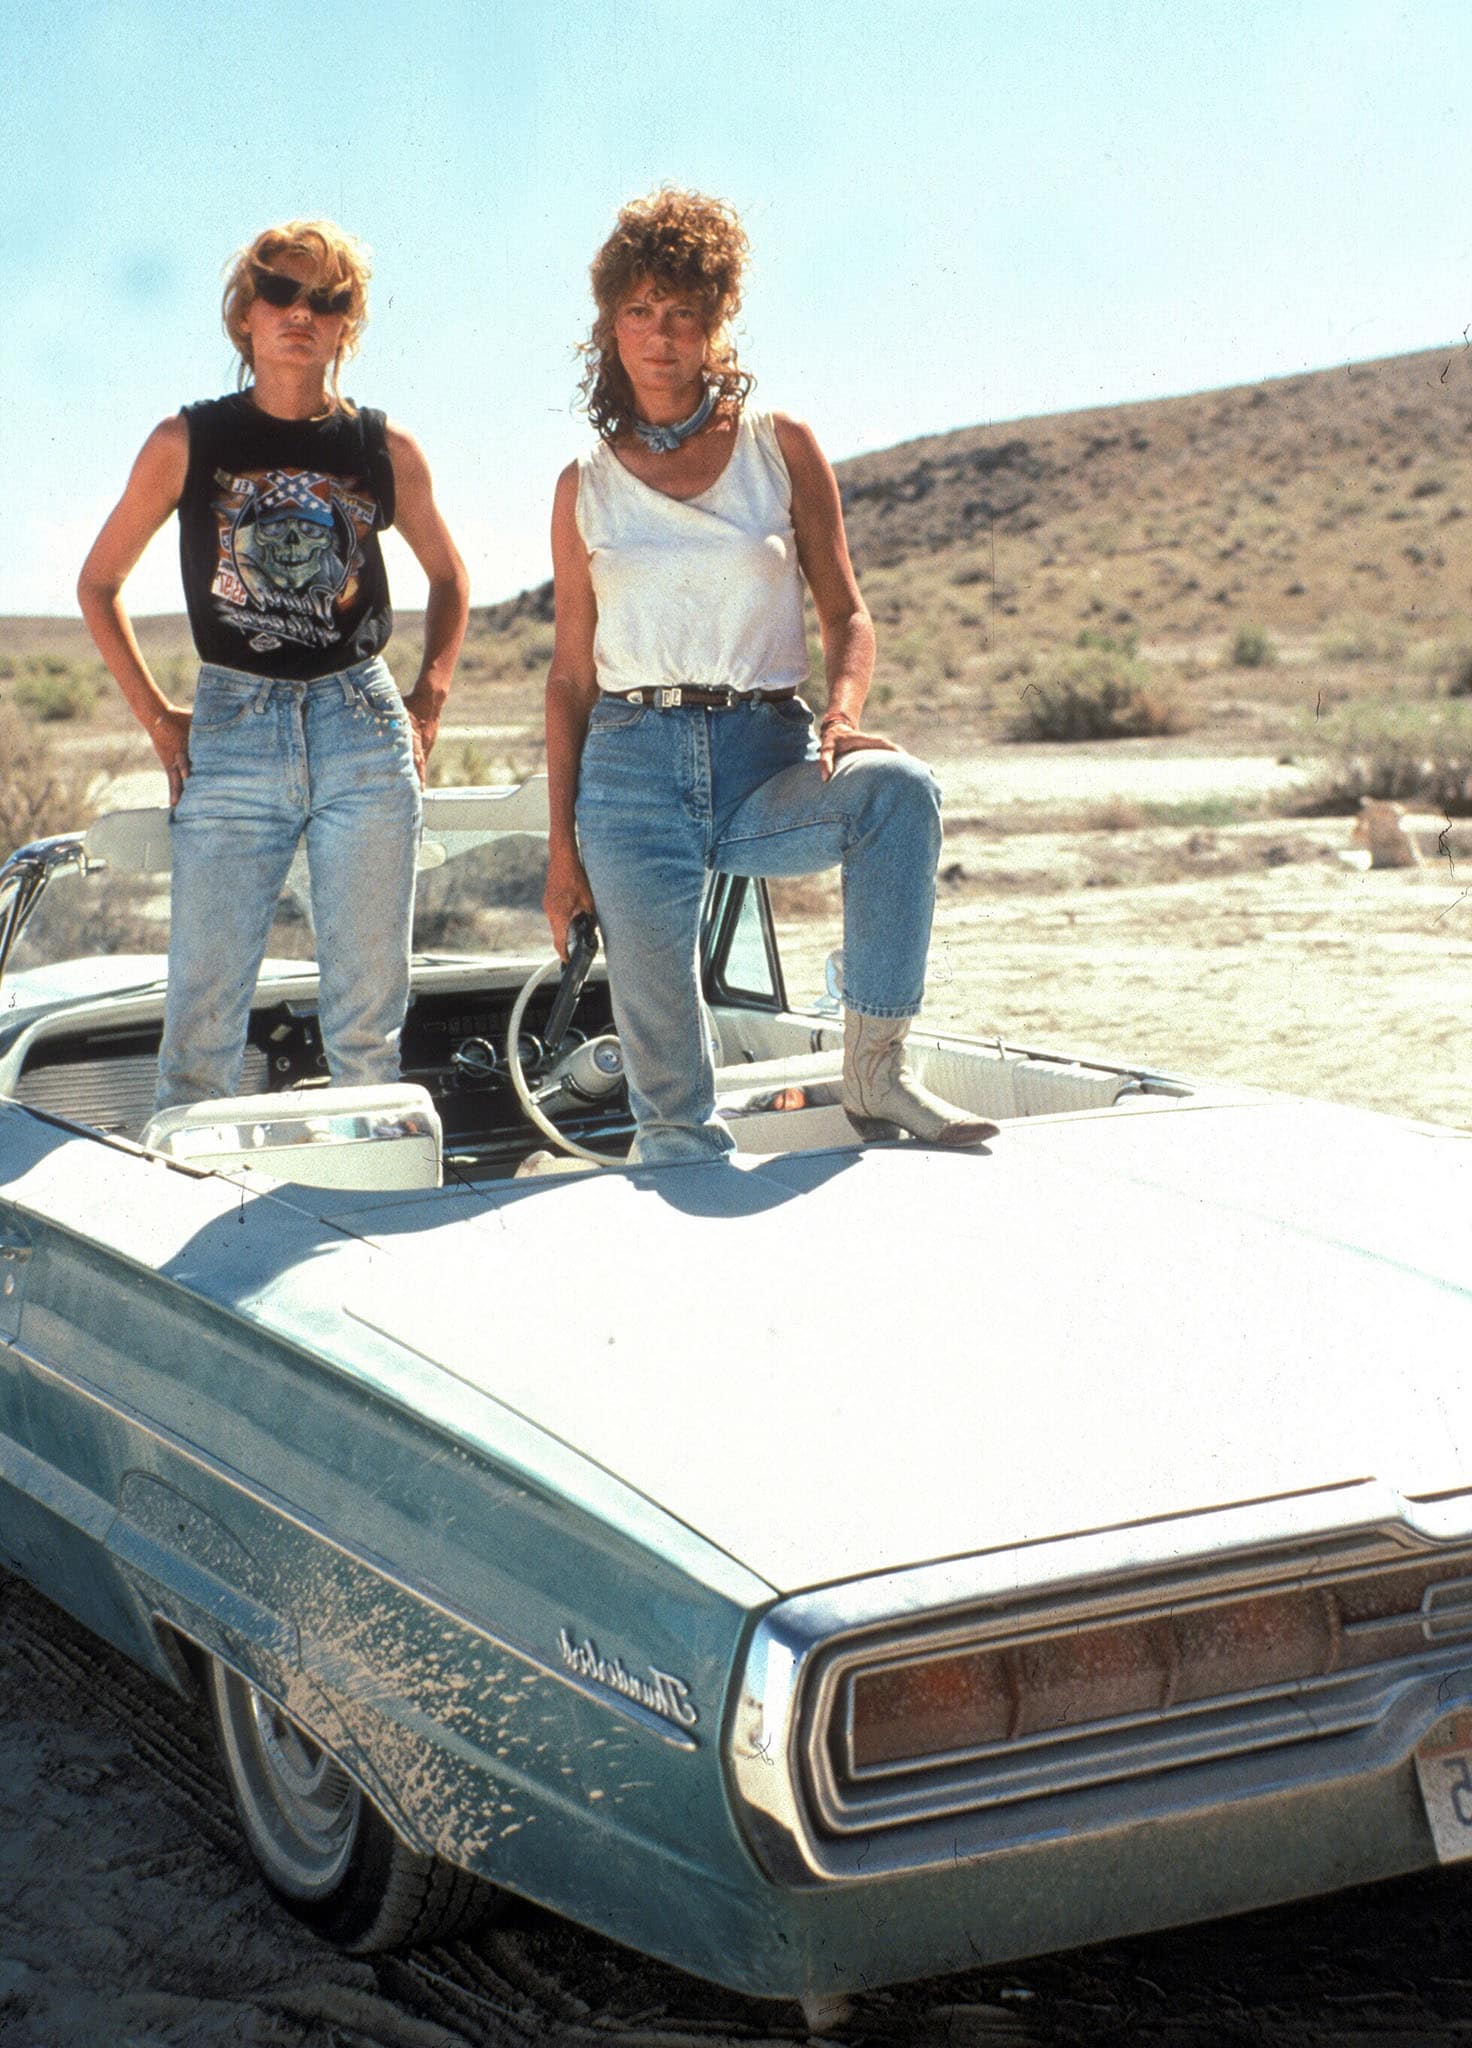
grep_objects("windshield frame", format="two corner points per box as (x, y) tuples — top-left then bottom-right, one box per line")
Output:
(0, 833), (92, 989)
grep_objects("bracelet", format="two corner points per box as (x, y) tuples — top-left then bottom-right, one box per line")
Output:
(819, 709), (858, 733)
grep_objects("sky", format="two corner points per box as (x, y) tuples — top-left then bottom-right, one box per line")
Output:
(4, 0), (1472, 619)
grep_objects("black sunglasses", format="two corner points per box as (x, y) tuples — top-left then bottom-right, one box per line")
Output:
(250, 265), (353, 316)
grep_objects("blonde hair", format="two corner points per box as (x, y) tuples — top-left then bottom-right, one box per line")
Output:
(222, 219), (372, 410)
(579, 188), (754, 442)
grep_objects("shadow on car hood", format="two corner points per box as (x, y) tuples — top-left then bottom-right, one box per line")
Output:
(328, 1099), (1472, 1591)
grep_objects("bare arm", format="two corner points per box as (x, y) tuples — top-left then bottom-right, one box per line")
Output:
(384, 423), (469, 785)
(542, 462), (600, 958)
(77, 416), (192, 803)
(774, 413), (895, 781)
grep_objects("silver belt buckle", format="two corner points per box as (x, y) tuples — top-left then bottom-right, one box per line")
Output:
(656, 686), (683, 710)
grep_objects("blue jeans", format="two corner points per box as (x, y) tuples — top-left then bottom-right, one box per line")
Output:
(575, 695), (942, 1163)
(156, 657), (421, 1111)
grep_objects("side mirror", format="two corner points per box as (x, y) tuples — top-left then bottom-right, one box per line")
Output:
(818, 948), (845, 1016)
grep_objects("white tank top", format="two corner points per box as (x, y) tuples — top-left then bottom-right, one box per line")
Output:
(575, 409), (810, 696)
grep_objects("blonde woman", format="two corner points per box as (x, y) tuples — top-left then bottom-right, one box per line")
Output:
(544, 188), (996, 1164)
(79, 219), (468, 1110)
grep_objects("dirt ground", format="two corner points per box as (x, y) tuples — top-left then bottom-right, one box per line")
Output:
(781, 737), (1470, 1134)
(10, 1558), (1472, 2048)
(3, 742), (1470, 2047)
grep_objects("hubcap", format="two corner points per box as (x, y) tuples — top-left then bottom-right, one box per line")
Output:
(214, 1665), (361, 1899)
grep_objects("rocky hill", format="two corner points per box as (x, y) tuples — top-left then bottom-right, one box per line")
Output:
(833, 344), (1472, 649)
(470, 346), (1472, 655)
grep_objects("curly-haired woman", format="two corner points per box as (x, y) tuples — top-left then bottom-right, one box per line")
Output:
(79, 219), (468, 1111)
(543, 187), (996, 1164)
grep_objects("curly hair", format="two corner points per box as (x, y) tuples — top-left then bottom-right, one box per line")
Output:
(578, 188), (754, 442)
(222, 219), (372, 413)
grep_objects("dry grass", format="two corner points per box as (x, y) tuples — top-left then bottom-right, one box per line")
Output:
(0, 705), (104, 845)
(426, 735), (544, 787)
(4, 658), (105, 722)
(1003, 645), (1188, 742)
(1296, 696), (1472, 813)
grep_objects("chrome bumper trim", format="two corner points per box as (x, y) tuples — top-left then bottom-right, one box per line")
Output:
(728, 1482), (1472, 1884)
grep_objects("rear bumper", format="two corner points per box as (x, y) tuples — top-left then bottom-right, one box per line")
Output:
(700, 1667), (1471, 1998)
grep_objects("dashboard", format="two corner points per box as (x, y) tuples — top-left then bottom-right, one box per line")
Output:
(6, 972), (634, 1178)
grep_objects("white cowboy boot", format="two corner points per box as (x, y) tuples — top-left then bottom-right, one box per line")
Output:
(842, 1011), (999, 1146)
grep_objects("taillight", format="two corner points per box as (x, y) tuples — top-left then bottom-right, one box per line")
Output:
(844, 1554), (1472, 1777)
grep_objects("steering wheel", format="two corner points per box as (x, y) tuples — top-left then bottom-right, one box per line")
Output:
(506, 915), (625, 1166)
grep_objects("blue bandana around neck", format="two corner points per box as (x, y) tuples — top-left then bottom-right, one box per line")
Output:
(632, 382), (717, 454)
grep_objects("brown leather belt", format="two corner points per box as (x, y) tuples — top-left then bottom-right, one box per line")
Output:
(603, 686), (800, 711)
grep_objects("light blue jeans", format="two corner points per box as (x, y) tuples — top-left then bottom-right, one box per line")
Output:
(156, 656), (421, 1111)
(575, 695), (943, 1164)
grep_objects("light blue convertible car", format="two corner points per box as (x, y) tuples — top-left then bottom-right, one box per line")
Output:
(2, 782), (1472, 2009)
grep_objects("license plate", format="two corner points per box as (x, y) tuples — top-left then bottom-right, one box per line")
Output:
(1414, 1712), (1472, 1863)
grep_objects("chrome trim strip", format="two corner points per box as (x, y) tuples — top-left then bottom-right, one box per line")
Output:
(1425, 1577), (1472, 1637)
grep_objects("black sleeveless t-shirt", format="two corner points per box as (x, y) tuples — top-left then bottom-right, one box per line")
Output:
(177, 395), (396, 679)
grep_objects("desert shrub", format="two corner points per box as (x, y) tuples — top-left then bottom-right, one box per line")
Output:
(1076, 627), (1139, 657)
(0, 705), (100, 845)
(428, 738), (496, 787)
(404, 601), (558, 692)
(1301, 699), (1472, 814)
(1408, 636), (1472, 697)
(1004, 648), (1186, 743)
(9, 873), (167, 973)
(888, 630), (930, 674)
(1082, 798), (1147, 832)
(148, 654), (197, 700)
(11, 661), (103, 722)
(427, 739), (540, 787)
(412, 834), (549, 952)
(1100, 795), (1252, 831)
(1145, 795), (1252, 828)
(1320, 617), (1407, 663)
(1229, 624), (1276, 668)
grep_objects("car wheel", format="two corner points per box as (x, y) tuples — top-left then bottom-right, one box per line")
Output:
(204, 1655), (495, 1952)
